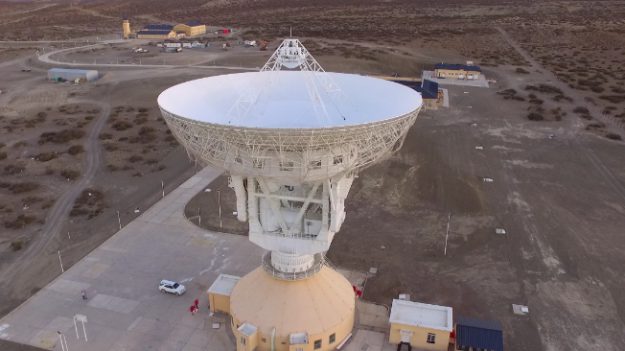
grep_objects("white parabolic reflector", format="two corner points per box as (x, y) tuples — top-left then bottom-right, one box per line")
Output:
(158, 71), (422, 129)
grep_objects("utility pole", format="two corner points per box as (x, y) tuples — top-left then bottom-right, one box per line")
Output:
(116, 210), (122, 230)
(58, 250), (64, 273)
(444, 213), (451, 256)
(217, 190), (223, 228)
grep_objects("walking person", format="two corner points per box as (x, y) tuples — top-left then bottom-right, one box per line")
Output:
(81, 289), (87, 300)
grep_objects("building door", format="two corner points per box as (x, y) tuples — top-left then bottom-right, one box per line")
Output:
(399, 330), (413, 343)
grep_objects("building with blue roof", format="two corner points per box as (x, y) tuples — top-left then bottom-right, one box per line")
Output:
(435, 62), (481, 80)
(136, 24), (175, 39)
(455, 316), (504, 351)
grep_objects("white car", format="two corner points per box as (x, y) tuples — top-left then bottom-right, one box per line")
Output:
(159, 280), (186, 295)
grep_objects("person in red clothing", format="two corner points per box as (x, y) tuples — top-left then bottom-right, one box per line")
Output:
(189, 305), (196, 315)
(194, 299), (199, 309)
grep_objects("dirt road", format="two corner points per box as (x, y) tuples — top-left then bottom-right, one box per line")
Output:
(0, 98), (111, 288)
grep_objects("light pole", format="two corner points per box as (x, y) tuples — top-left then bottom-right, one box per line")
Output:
(217, 190), (222, 228)
(58, 250), (64, 273)
(116, 210), (121, 230)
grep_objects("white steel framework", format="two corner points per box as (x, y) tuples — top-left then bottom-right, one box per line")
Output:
(159, 38), (422, 277)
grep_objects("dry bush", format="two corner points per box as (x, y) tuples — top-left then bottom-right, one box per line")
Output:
(60, 169), (80, 180)
(34, 152), (57, 162)
(606, 133), (622, 141)
(0, 151), (6, 160)
(127, 155), (143, 163)
(70, 188), (105, 219)
(10, 239), (24, 251)
(4, 164), (25, 175)
(112, 120), (133, 131)
(5, 215), (36, 229)
(6, 182), (40, 194)
(599, 95), (625, 104)
(515, 67), (530, 74)
(99, 133), (113, 140)
(527, 112), (544, 121)
(67, 145), (84, 155)
(39, 129), (85, 144)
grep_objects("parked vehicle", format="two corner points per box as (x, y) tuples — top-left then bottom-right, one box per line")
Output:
(159, 280), (186, 295)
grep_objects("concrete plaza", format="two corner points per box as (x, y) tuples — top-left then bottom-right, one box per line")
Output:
(0, 167), (263, 351)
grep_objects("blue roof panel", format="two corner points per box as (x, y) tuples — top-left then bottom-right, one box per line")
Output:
(186, 20), (202, 26)
(456, 316), (503, 351)
(435, 63), (481, 72)
(421, 79), (439, 99)
(144, 24), (173, 30)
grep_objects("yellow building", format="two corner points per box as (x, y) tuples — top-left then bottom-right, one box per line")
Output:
(434, 63), (481, 80)
(173, 21), (207, 37)
(122, 19), (131, 39)
(216, 265), (355, 351)
(389, 299), (453, 351)
(207, 273), (240, 314)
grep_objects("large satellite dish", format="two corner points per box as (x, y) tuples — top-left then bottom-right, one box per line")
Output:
(158, 38), (422, 351)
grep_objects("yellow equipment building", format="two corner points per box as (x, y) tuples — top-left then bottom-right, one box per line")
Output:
(207, 273), (240, 314)
(173, 21), (207, 37)
(434, 63), (481, 80)
(209, 266), (356, 351)
(389, 299), (453, 351)
(122, 19), (131, 39)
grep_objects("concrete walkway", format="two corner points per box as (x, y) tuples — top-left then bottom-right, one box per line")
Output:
(0, 167), (263, 351)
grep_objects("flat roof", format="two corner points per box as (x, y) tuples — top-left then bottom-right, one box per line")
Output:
(434, 63), (481, 72)
(389, 299), (453, 331)
(48, 68), (98, 74)
(207, 273), (240, 295)
(157, 71), (422, 129)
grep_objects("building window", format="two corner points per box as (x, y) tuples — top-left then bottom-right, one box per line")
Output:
(253, 159), (264, 169)
(309, 160), (322, 170)
(261, 338), (266, 343)
(333, 155), (343, 165)
(314, 339), (322, 349)
(426, 333), (436, 344)
(280, 161), (294, 171)
(240, 337), (246, 345)
(329, 333), (336, 344)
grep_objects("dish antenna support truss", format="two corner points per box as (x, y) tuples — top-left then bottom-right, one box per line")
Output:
(227, 38), (344, 125)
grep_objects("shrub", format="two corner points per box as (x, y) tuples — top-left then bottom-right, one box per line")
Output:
(99, 133), (112, 140)
(61, 169), (80, 180)
(573, 106), (590, 114)
(8, 182), (39, 194)
(606, 133), (622, 141)
(527, 112), (544, 121)
(0, 151), (6, 160)
(35, 152), (57, 162)
(112, 121), (133, 131)
(67, 145), (84, 155)
(128, 155), (143, 163)
(515, 67), (530, 74)
(39, 129), (85, 144)
(10, 239), (24, 251)
(5, 215), (36, 229)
